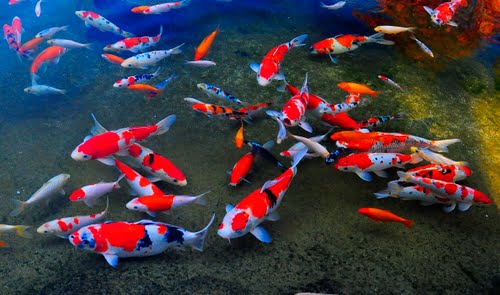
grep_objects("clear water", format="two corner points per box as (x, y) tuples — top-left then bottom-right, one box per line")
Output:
(0, 0), (498, 294)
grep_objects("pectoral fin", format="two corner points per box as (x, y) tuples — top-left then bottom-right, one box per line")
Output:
(266, 211), (280, 222)
(355, 170), (373, 182)
(250, 63), (260, 73)
(250, 226), (272, 243)
(103, 253), (119, 268)
(225, 204), (234, 213)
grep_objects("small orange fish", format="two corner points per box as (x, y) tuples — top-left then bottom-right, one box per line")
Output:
(194, 25), (219, 61)
(101, 53), (125, 65)
(338, 82), (380, 98)
(235, 123), (244, 148)
(128, 84), (162, 93)
(19, 37), (44, 55)
(358, 208), (413, 228)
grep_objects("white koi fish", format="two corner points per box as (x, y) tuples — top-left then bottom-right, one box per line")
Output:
(121, 44), (184, 69)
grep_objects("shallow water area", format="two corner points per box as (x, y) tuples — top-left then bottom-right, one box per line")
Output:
(0, 0), (498, 294)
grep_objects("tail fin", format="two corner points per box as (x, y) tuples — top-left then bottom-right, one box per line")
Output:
(407, 27), (417, 33)
(15, 226), (32, 238)
(397, 171), (412, 182)
(194, 191), (210, 206)
(59, 89), (67, 95)
(154, 74), (176, 91)
(191, 213), (215, 252)
(367, 32), (395, 45)
(10, 200), (26, 217)
(430, 139), (460, 152)
(299, 72), (309, 96)
(114, 174), (125, 188)
(289, 34), (308, 47)
(374, 181), (403, 199)
(169, 43), (184, 55)
(153, 114), (176, 135)
(60, 25), (69, 32)
(403, 219), (414, 228)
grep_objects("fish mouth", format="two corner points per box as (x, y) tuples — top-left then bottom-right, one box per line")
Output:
(308, 47), (318, 54)
(257, 76), (270, 87)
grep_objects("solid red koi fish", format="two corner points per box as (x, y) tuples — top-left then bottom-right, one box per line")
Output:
(358, 207), (413, 228)
(424, 0), (467, 27)
(30, 45), (67, 75)
(250, 34), (308, 86)
(126, 191), (208, 217)
(104, 26), (162, 53)
(69, 214), (215, 267)
(229, 151), (255, 186)
(71, 115), (176, 165)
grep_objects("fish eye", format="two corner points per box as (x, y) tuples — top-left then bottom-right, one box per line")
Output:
(134, 206), (138, 209)
(69, 235), (74, 239)
(83, 155), (88, 159)
(44, 230), (48, 233)
(173, 179), (178, 183)
(267, 78), (272, 81)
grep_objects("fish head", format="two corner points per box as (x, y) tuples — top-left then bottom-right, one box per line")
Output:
(373, 27), (381, 32)
(24, 86), (35, 94)
(126, 198), (147, 212)
(36, 223), (55, 235)
(309, 39), (333, 55)
(120, 59), (134, 68)
(282, 115), (298, 127)
(358, 208), (371, 216)
(69, 226), (97, 251)
(74, 11), (85, 20)
(131, 6), (150, 14)
(71, 143), (93, 161)
(46, 39), (54, 45)
(256, 62), (276, 86)
(217, 210), (251, 240)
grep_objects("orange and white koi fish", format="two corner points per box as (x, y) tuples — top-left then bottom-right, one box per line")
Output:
(69, 176), (123, 208)
(30, 45), (67, 75)
(121, 44), (184, 69)
(235, 123), (244, 148)
(126, 191), (208, 217)
(333, 152), (422, 181)
(35, 25), (68, 39)
(0, 225), (32, 247)
(11, 16), (22, 44)
(374, 26), (416, 34)
(407, 163), (471, 183)
(10, 174), (70, 217)
(374, 181), (458, 213)
(194, 25), (219, 61)
(397, 171), (492, 211)
(104, 26), (162, 53)
(218, 149), (306, 243)
(69, 214), (215, 267)
(330, 131), (460, 153)
(75, 11), (134, 37)
(71, 115), (176, 165)
(229, 102), (274, 122)
(424, 0), (467, 27)
(184, 97), (245, 118)
(251, 34), (308, 86)
(378, 75), (403, 90)
(337, 82), (380, 98)
(358, 208), (413, 228)
(37, 200), (108, 238)
(309, 33), (394, 63)
(102, 53), (125, 65)
(35, 0), (43, 17)
(132, 0), (191, 14)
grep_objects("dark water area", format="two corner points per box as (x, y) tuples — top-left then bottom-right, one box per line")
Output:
(0, 0), (498, 294)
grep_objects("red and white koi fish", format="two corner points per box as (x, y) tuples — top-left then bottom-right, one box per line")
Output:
(424, 0), (467, 27)
(10, 174), (70, 217)
(101, 53), (124, 65)
(35, 26), (68, 39)
(37, 200), (108, 238)
(11, 17), (22, 44)
(330, 131), (460, 153)
(47, 39), (92, 49)
(374, 181), (458, 213)
(218, 149), (306, 243)
(132, 0), (191, 14)
(410, 147), (467, 167)
(333, 152), (422, 181)
(121, 44), (184, 69)
(69, 214), (215, 267)
(30, 45), (67, 75)
(104, 26), (162, 53)
(309, 33), (394, 63)
(266, 73), (311, 142)
(114, 68), (161, 88)
(0, 225), (32, 247)
(71, 115), (176, 165)
(398, 171), (492, 211)
(35, 0), (42, 17)
(126, 191), (208, 217)
(3, 24), (21, 52)
(8, 0), (28, 4)
(378, 75), (403, 90)
(75, 11), (134, 38)
(115, 159), (166, 197)
(69, 176), (123, 208)
(250, 34), (308, 86)
(358, 208), (413, 228)
(407, 164), (471, 183)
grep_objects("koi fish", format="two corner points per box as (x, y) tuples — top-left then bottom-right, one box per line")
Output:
(286, 131), (330, 159)
(337, 82), (380, 98)
(374, 26), (416, 34)
(184, 97), (245, 118)
(71, 114), (176, 165)
(411, 35), (434, 58)
(378, 75), (403, 90)
(11, 17), (22, 44)
(115, 159), (166, 196)
(47, 39), (92, 49)
(407, 164), (471, 183)
(35, 0), (42, 17)
(218, 149), (306, 243)
(374, 181), (457, 213)
(3, 24), (20, 52)
(330, 131), (460, 153)
(30, 46), (67, 75)
(37, 200), (108, 238)
(35, 25), (68, 39)
(309, 33), (394, 63)
(358, 208), (413, 228)
(24, 76), (66, 96)
(320, 1), (346, 10)
(8, 0), (27, 4)
(75, 11), (134, 38)
(185, 60), (216, 67)
(397, 171), (492, 211)
(228, 140), (275, 186)
(358, 113), (403, 129)
(333, 152), (422, 181)
(18, 37), (44, 56)
(126, 191), (208, 217)
(114, 68), (161, 88)
(321, 112), (360, 130)
(0, 225), (32, 247)
(69, 176), (123, 208)
(280, 131), (330, 159)
(197, 83), (244, 105)
(410, 147), (467, 167)
(69, 214), (215, 267)
(102, 53), (125, 65)
(251, 34), (308, 86)
(10, 174), (70, 217)
(344, 93), (362, 103)
(228, 102), (274, 122)
(235, 123), (244, 148)
(104, 26), (162, 53)
(128, 84), (162, 94)
(194, 25), (219, 61)
(90, 113), (187, 186)
(280, 82), (331, 116)
(423, 0), (467, 27)
(131, 0), (191, 14)
(121, 44), (184, 69)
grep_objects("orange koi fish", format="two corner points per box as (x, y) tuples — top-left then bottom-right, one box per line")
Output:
(102, 53), (125, 65)
(358, 208), (413, 228)
(194, 25), (219, 61)
(235, 123), (244, 148)
(19, 37), (44, 56)
(337, 82), (380, 98)
(30, 45), (67, 75)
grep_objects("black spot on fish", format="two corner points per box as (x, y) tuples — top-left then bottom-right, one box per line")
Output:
(136, 229), (152, 250)
(165, 226), (184, 244)
(148, 154), (155, 165)
(263, 189), (278, 208)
